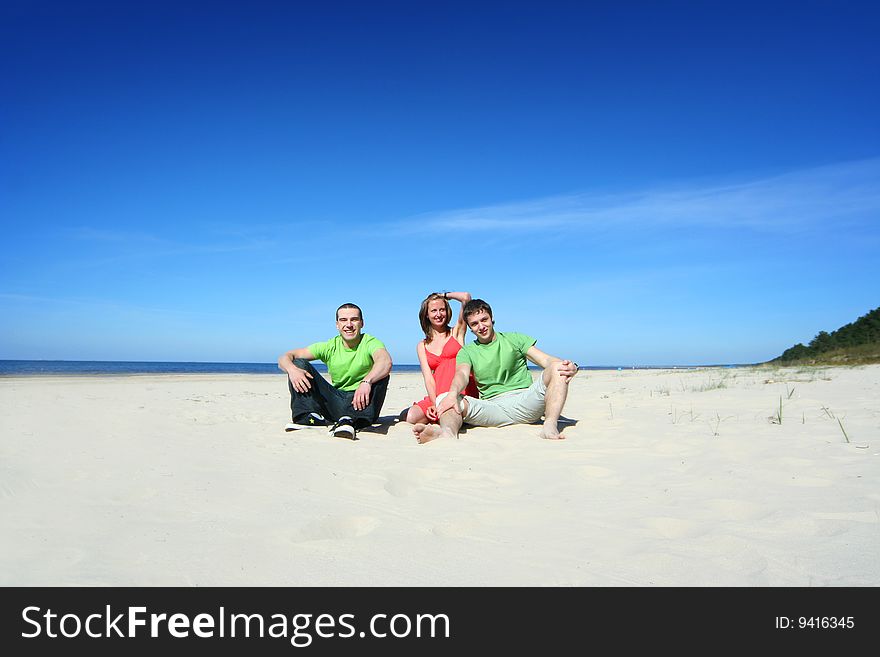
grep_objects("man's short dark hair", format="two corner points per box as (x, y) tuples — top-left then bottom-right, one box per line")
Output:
(336, 303), (363, 321)
(462, 298), (492, 323)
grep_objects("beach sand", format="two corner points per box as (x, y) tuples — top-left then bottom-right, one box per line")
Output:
(1, 366), (878, 586)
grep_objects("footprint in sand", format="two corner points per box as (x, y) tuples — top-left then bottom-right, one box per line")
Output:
(705, 498), (769, 522)
(430, 517), (482, 538)
(292, 516), (380, 542)
(642, 516), (706, 540)
(812, 511), (879, 524)
(578, 464), (621, 485)
(785, 476), (833, 488)
(0, 467), (38, 500)
(579, 465), (615, 477)
(383, 468), (439, 498)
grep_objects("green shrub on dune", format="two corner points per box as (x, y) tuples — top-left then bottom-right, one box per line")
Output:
(772, 307), (880, 365)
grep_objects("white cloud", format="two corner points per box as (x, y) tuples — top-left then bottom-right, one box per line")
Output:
(393, 158), (880, 235)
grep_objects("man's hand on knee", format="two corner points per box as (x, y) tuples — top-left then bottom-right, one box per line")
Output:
(352, 381), (371, 411)
(288, 367), (314, 393)
(555, 360), (578, 383)
(436, 394), (462, 417)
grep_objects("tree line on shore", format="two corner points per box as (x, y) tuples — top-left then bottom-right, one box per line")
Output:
(771, 306), (880, 365)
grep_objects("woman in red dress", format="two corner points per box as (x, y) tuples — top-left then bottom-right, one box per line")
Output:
(403, 291), (479, 424)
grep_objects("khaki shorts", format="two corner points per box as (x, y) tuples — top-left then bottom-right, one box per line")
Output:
(461, 375), (547, 427)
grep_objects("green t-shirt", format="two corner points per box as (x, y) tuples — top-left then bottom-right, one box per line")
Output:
(307, 333), (386, 392)
(456, 331), (537, 399)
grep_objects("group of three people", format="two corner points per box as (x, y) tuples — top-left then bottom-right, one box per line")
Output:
(277, 293), (579, 443)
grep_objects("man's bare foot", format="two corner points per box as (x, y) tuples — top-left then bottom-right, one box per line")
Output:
(413, 423), (451, 444)
(539, 422), (565, 440)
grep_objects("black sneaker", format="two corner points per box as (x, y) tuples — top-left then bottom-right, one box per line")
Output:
(330, 416), (357, 440)
(285, 412), (326, 431)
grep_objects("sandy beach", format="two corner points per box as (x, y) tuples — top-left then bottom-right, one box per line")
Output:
(1, 366), (878, 586)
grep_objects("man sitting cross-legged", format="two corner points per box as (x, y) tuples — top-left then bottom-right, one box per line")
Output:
(278, 303), (392, 440)
(412, 298), (578, 444)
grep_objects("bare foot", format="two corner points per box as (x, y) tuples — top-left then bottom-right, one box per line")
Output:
(539, 422), (565, 440)
(413, 423), (450, 444)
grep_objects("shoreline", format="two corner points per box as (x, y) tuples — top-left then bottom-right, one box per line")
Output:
(0, 364), (754, 378)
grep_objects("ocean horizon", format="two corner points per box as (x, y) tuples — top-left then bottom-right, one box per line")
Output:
(0, 360), (748, 376)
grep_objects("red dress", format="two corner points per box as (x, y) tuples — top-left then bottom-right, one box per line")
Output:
(415, 337), (479, 420)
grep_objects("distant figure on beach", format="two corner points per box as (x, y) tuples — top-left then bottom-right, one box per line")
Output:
(412, 298), (578, 444)
(278, 303), (392, 440)
(401, 291), (480, 425)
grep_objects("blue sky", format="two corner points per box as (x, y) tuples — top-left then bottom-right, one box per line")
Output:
(2, 1), (879, 365)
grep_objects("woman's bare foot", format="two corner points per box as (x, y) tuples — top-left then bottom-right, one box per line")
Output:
(413, 422), (451, 444)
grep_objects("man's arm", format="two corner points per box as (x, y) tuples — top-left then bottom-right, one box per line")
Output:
(526, 345), (578, 382)
(436, 362), (472, 416)
(352, 347), (393, 411)
(366, 347), (393, 381)
(278, 347), (317, 392)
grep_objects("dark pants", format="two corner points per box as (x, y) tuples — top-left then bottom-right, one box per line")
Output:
(288, 359), (389, 429)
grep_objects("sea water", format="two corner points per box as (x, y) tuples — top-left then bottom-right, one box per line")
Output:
(0, 360), (740, 376)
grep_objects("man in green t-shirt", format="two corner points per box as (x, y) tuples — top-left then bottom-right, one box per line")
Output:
(412, 298), (578, 444)
(278, 303), (392, 440)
